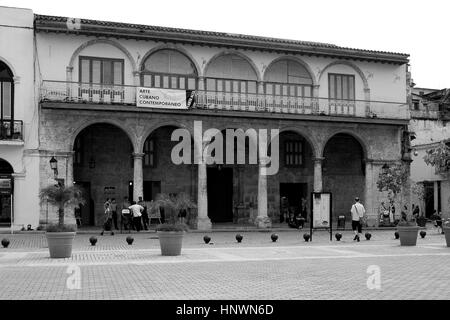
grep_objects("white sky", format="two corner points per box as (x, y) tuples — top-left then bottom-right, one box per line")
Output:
(2, 0), (449, 89)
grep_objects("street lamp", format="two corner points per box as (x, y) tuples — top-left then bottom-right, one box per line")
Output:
(49, 156), (58, 178)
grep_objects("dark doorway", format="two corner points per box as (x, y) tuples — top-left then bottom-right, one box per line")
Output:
(143, 181), (161, 200)
(0, 159), (13, 228)
(280, 183), (307, 222)
(424, 181), (434, 218)
(75, 181), (95, 226)
(207, 167), (233, 223)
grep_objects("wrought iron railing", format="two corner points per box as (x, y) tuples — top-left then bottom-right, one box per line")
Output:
(40, 80), (410, 120)
(0, 119), (23, 141)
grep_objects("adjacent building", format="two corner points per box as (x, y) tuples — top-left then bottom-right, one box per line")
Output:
(0, 6), (413, 230)
(409, 87), (450, 218)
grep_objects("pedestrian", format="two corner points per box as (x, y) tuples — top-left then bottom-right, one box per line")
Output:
(121, 196), (132, 230)
(100, 202), (114, 236)
(412, 204), (420, 220)
(75, 207), (82, 227)
(379, 201), (390, 226)
(350, 197), (366, 242)
(110, 198), (118, 230)
(129, 200), (144, 232)
(138, 196), (149, 230)
(104, 198), (111, 211)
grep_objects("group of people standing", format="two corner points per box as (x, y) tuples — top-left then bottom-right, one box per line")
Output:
(101, 196), (156, 235)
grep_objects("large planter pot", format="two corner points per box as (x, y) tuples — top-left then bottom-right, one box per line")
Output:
(157, 231), (185, 256)
(45, 232), (76, 258)
(397, 226), (419, 246)
(444, 226), (450, 247)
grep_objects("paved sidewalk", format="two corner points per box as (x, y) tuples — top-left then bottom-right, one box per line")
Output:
(0, 229), (449, 300)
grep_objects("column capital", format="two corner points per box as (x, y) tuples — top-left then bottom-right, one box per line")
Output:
(133, 71), (141, 77)
(132, 152), (145, 159)
(11, 172), (26, 180)
(66, 66), (74, 72)
(313, 157), (325, 163)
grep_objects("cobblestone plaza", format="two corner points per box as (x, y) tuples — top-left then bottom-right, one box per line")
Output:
(1, 229), (449, 300)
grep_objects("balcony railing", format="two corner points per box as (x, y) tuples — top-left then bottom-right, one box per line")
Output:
(0, 119), (23, 141)
(40, 80), (410, 120)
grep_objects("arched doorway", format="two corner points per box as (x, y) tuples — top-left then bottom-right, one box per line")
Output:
(73, 123), (134, 227)
(142, 125), (194, 223)
(323, 133), (365, 220)
(0, 158), (14, 227)
(268, 130), (315, 224)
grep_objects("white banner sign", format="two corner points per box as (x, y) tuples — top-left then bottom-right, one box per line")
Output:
(136, 87), (189, 109)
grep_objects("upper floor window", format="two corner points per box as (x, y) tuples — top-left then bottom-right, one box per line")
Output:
(205, 54), (257, 94)
(328, 73), (355, 100)
(265, 60), (313, 97)
(412, 100), (420, 110)
(284, 140), (303, 166)
(79, 56), (124, 85)
(141, 50), (197, 90)
(0, 61), (14, 121)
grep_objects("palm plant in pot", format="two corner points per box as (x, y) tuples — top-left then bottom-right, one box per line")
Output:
(39, 184), (85, 258)
(377, 163), (419, 246)
(151, 192), (194, 256)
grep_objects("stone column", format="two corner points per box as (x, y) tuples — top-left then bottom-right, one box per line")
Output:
(257, 81), (265, 111)
(197, 160), (212, 230)
(313, 85), (320, 113)
(434, 181), (439, 213)
(255, 157), (272, 228)
(364, 159), (375, 225)
(65, 151), (74, 187)
(313, 157), (324, 192)
(132, 153), (144, 202)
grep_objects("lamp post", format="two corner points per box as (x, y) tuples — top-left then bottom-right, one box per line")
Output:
(50, 156), (58, 179)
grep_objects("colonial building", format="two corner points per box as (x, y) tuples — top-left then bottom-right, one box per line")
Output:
(0, 7), (39, 230)
(1, 6), (413, 230)
(409, 87), (450, 218)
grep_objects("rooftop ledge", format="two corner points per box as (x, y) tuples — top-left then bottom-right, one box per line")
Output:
(34, 14), (409, 65)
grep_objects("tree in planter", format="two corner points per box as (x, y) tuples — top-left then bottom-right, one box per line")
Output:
(39, 184), (86, 232)
(376, 163), (413, 225)
(150, 192), (196, 232)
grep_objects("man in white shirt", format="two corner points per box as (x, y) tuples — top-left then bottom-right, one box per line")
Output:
(350, 197), (366, 242)
(128, 201), (144, 232)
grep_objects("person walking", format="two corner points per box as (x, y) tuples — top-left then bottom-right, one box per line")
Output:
(138, 196), (149, 230)
(110, 198), (118, 230)
(100, 202), (114, 236)
(121, 196), (132, 230)
(129, 201), (144, 232)
(350, 197), (366, 242)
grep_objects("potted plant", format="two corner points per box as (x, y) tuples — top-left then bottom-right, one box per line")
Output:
(396, 218), (419, 246)
(151, 192), (194, 256)
(39, 184), (85, 258)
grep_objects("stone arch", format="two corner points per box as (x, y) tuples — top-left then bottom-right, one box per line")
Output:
(263, 56), (317, 86)
(70, 119), (137, 153)
(318, 60), (370, 99)
(321, 129), (370, 160)
(204, 50), (261, 81)
(67, 39), (137, 81)
(139, 120), (193, 154)
(0, 57), (16, 77)
(272, 126), (319, 159)
(139, 44), (201, 76)
(0, 158), (15, 174)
